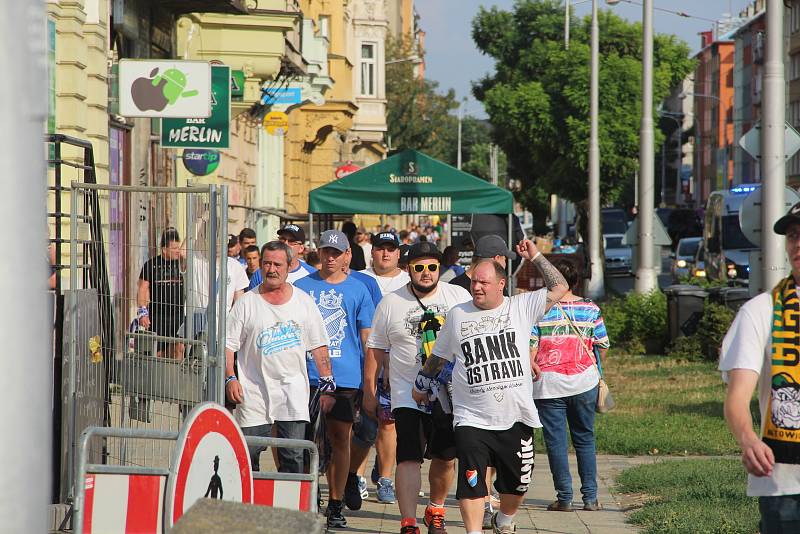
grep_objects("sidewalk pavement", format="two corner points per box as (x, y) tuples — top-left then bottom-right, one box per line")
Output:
(317, 453), (652, 534)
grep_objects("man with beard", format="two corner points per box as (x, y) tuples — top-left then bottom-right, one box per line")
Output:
(721, 203), (800, 533)
(413, 240), (568, 534)
(225, 241), (334, 473)
(364, 241), (471, 534)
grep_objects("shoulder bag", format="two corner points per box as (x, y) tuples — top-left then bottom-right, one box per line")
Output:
(555, 302), (615, 413)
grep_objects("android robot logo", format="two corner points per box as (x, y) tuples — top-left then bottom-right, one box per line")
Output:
(131, 67), (200, 112)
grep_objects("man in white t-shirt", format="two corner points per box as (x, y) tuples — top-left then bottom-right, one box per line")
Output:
(225, 240), (335, 473)
(364, 241), (471, 534)
(277, 224), (317, 284)
(360, 231), (412, 502)
(721, 203), (800, 533)
(413, 240), (568, 534)
(364, 232), (411, 293)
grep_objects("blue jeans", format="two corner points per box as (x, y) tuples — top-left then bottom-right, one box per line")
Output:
(534, 385), (598, 504)
(760, 495), (800, 533)
(241, 421), (306, 473)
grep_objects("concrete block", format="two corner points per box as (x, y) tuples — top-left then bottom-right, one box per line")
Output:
(170, 498), (324, 534)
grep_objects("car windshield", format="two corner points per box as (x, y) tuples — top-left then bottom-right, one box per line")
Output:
(722, 215), (756, 250)
(606, 236), (624, 248)
(678, 239), (699, 257)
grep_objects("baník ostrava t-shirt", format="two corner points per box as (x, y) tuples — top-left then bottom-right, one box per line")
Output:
(434, 290), (547, 430)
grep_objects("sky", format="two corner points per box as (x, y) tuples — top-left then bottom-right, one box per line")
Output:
(415, 0), (754, 118)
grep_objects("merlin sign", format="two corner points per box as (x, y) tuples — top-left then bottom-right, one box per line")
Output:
(400, 196), (452, 213)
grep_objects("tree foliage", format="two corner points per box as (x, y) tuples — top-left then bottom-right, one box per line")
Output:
(385, 36), (458, 161)
(472, 0), (694, 221)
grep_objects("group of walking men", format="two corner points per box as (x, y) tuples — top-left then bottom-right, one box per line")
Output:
(218, 220), (568, 534)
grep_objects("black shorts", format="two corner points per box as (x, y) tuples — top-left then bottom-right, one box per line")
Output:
(454, 423), (534, 500)
(310, 387), (360, 423)
(393, 401), (456, 464)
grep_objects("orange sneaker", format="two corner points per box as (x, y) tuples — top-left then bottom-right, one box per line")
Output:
(423, 505), (447, 534)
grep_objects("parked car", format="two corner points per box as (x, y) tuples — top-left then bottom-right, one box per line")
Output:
(671, 236), (702, 282)
(604, 233), (632, 275)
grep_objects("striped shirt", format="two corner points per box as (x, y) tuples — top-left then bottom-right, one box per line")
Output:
(531, 299), (610, 399)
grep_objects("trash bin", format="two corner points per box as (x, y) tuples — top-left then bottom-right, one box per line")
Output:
(664, 284), (708, 342)
(707, 286), (751, 313)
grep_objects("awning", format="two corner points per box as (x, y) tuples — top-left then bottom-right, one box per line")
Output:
(308, 149), (514, 215)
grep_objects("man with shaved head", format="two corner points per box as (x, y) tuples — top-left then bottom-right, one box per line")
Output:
(413, 239), (568, 534)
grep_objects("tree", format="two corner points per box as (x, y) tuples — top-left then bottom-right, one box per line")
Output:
(385, 36), (458, 161)
(472, 0), (694, 229)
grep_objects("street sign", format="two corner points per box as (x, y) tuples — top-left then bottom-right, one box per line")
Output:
(164, 403), (253, 528)
(261, 87), (302, 105)
(119, 60), (211, 118)
(263, 111), (289, 135)
(739, 186), (800, 246)
(738, 121), (800, 160)
(161, 65), (231, 149)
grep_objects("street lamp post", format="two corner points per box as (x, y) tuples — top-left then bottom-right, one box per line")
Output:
(586, 0), (604, 299)
(635, 0), (657, 293)
(762, 0), (787, 290)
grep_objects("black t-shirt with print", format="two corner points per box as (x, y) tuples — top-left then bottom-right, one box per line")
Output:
(139, 255), (184, 322)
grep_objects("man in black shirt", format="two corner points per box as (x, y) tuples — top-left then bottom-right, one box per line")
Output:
(342, 221), (367, 271)
(137, 228), (185, 358)
(450, 235), (515, 297)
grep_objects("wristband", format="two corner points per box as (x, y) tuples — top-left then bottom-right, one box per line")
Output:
(318, 375), (337, 393)
(531, 252), (542, 261)
(137, 306), (149, 318)
(414, 372), (436, 395)
(225, 375), (238, 385)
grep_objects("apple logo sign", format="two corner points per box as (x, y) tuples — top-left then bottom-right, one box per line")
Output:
(131, 67), (200, 112)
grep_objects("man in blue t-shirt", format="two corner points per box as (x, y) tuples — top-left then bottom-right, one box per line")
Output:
(294, 229), (375, 529)
(277, 224), (317, 284)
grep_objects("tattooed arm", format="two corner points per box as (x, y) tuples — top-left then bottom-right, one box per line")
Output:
(515, 239), (569, 312)
(310, 344), (333, 377)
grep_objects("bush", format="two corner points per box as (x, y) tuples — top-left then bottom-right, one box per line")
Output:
(667, 335), (704, 361)
(696, 302), (736, 362)
(599, 290), (667, 354)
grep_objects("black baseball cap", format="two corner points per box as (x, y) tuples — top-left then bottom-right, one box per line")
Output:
(372, 232), (400, 247)
(406, 241), (444, 263)
(277, 224), (305, 242)
(774, 202), (800, 235)
(399, 244), (411, 266)
(474, 235), (517, 260)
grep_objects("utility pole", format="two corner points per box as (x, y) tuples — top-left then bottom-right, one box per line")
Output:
(0, 1), (50, 531)
(586, 0), (605, 299)
(761, 0), (787, 290)
(635, 0), (657, 293)
(490, 144), (499, 186)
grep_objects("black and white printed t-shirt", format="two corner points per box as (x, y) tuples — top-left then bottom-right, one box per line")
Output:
(433, 290), (547, 431)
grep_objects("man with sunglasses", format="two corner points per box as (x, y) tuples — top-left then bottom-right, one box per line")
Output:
(277, 224), (316, 284)
(364, 241), (471, 534)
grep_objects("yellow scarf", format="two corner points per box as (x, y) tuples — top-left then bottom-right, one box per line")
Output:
(763, 276), (800, 463)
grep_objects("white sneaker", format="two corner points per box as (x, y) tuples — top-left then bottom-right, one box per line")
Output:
(491, 511), (516, 534)
(357, 475), (368, 500)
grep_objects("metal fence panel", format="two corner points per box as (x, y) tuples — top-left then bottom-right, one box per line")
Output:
(63, 183), (228, 500)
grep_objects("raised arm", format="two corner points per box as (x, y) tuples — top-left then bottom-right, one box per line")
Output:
(515, 239), (569, 311)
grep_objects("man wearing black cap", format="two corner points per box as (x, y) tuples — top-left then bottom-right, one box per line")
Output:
(450, 235), (515, 296)
(721, 202), (800, 533)
(277, 224), (317, 284)
(364, 241), (472, 534)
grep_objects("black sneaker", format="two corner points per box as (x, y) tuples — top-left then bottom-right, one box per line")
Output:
(326, 500), (347, 529)
(344, 472), (363, 510)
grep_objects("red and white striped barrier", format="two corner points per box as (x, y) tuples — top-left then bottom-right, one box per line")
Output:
(252, 478), (313, 511)
(82, 473), (166, 534)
